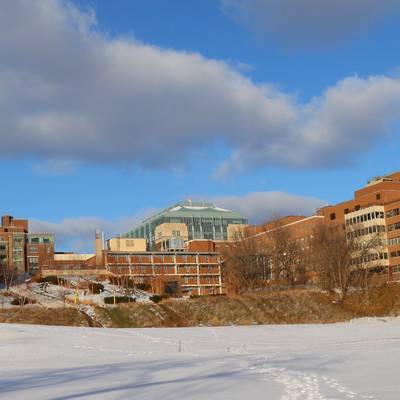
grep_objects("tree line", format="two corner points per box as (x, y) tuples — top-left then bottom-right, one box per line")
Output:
(222, 218), (388, 302)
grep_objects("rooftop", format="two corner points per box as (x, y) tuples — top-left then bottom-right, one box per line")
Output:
(128, 201), (247, 233)
(141, 200), (245, 223)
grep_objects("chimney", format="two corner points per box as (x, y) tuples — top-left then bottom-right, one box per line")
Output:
(1, 215), (13, 227)
(95, 229), (103, 267)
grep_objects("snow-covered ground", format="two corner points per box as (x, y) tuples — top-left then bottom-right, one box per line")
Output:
(1, 280), (152, 309)
(0, 319), (399, 399)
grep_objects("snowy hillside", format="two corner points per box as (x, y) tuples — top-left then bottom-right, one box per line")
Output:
(0, 319), (399, 399)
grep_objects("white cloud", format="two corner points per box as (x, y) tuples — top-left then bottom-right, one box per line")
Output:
(221, 0), (400, 48)
(1, 1), (400, 176)
(217, 75), (400, 174)
(214, 191), (326, 224)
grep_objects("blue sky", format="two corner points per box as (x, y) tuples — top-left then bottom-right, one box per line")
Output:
(1, 0), (400, 250)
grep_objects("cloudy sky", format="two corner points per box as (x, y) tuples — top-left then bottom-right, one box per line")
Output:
(1, 0), (400, 250)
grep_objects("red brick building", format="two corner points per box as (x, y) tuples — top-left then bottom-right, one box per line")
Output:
(0, 215), (55, 274)
(38, 233), (224, 295)
(252, 172), (400, 283)
(105, 248), (223, 295)
(0, 215), (28, 273)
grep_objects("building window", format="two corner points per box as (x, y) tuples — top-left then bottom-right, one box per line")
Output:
(388, 222), (400, 232)
(390, 250), (400, 258)
(29, 246), (38, 254)
(330, 213), (336, 221)
(389, 236), (400, 246)
(387, 208), (400, 218)
(355, 205), (360, 211)
(376, 193), (381, 200)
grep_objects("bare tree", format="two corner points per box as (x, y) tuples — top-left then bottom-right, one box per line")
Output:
(347, 223), (387, 303)
(310, 221), (386, 301)
(221, 232), (266, 295)
(0, 263), (16, 290)
(263, 219), (302, 286)
(310, 224), (354, 300)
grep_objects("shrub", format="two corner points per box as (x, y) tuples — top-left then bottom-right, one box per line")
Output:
(136, 283), (151, 291)
(109, 277), (134, 287)
(11, 296), (35, 306)
(89, 282), (104, 294)
(37, 276), (59, 285)
(150, 295), (164, 303)
(109, 277), (151, 290)
(37, 276), (68, 286)
(109, 276), (120, 286)
(104, 296), (135, 304)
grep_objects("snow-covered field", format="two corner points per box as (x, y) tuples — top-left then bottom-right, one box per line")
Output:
(0, 319), (399, 399)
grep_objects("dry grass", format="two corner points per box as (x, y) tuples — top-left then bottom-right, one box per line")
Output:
(0, 306), (89, 326)
(2, 285), (400, 328)
(164, 289), (353, 326)
(97, 288), (354, 328)
(96, 303), (183, 328)
(342, 283), (400, 317)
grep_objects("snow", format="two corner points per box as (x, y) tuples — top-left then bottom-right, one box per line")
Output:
(0, 319), (399, 399)
(2, 280), (151, 309)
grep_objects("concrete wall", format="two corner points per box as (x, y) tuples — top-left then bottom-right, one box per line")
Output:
(106, 238), (147, 252)
(154, 223), (189, 242)
(227, 223), (247, 241)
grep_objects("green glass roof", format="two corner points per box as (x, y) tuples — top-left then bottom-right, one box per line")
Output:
(125, 200), (247, 237)
(141, 200), (245, 223)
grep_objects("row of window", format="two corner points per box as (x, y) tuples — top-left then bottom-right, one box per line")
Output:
(352, 241), (386, 251)
(345, 211), (384, 226)
(390, 250), (400, 258)
(133, 216), (247, 243)
(181, 277), (220, 284)
(351, 252), (388, 265)
(393, 266), (400, 273)
(113, 254), (215, 263)
(388, 222), (400, 232)
(12, 236), (24, 244)
(28, 245), (52, 254)
(389, 236), (400, 246)
(28, 237), (53, 244)
(386, 208), (400, 218)
(157, 230), (182, 239)
(112, 265), (218, 273)
(347, 225), (385, 239)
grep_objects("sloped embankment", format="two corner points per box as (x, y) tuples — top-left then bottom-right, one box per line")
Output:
(4, 286), (400, 328)
(97, 289), (354, 328)
(0, 307), (90, 327)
